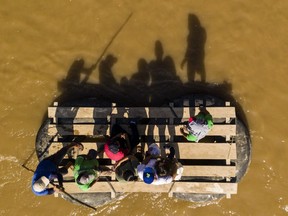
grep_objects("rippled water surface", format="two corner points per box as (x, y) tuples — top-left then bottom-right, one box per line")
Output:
(1, 0), (288, 215)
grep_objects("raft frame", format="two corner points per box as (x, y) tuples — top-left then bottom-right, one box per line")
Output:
(45, 99), (238, 199)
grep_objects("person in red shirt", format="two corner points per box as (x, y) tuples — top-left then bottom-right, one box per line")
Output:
(104, 121), (139, 161)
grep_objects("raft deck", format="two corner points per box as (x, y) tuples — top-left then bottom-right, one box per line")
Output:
(47, 101), (237, 199)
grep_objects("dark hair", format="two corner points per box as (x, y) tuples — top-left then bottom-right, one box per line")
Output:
(134, 152), (144, 162)
(87, 149), (97, 159)
(155, 158), (177, 177)
(110, 137), (127, 153)
(109, 141), (120, 153)
(156, 164), (168, 177)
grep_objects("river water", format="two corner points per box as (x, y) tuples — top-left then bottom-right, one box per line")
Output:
(1, 0), (288, 215)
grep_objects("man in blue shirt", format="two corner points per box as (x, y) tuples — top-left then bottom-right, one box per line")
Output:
(32, 142), (83, 196)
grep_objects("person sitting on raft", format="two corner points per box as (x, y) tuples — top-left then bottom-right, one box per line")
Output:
(180, 107), (213, 142)
(74, 149), (100, 191)
(114, 154), (140, 182)
(32, 142), (83, 196)
(137, 143), (180, 185)
(104, 121), (139, 161)
(155, 146), (183, 182)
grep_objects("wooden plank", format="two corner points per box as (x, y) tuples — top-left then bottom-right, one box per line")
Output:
(143, 142), (237, 159)
(48, 142), (102, 156)
(143, 142), (237, 160)
(61, 167), (115, 181)
(63, 182), (114, 193)
(48, 106), (236, 119)
(182, 166), (236, 177)
(48, 142), (237, 160)
(176, 143), (237, 160)
(63, 181), (170, 194)
(48, 107), (111, 119)
(61, 165), (236, 180)
(48, 124), (236, 137)
(170, 182), (237, 194)
(62, 181), (237, 195)
(61, 167), (113, 178)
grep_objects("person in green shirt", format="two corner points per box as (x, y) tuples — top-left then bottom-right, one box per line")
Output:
(180, 107), (213, 142)
(74, 149), (99, 191)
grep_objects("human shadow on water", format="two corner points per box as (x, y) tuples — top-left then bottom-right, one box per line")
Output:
(33, 15), (251, 207)
(53, 13), (249, 144)
(120, 58), (150, 106)
(149, 40), (182, 106)
(145, 40), (182, 152)
(181, 13), (206, 83)
(57, 55), (124, 106)
(99, 55), (118, 87)
(33, 14), (252, 194)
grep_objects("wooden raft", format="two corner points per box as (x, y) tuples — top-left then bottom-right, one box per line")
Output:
(47, 101), (237, 199)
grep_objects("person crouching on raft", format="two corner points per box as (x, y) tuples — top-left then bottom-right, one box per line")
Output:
(104, 121), (139, 161)
(31, 142), (83, 196)
(180, 107), (213, 142)
(74, 149), (100, 191)
(114, 155), (140, 182)
(138, 144), (184, 185)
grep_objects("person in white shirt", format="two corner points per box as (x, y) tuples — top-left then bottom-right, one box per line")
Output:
(137, 143), (183, 185)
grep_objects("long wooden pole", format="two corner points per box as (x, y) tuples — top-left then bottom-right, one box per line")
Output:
(81, 13), (133, 83)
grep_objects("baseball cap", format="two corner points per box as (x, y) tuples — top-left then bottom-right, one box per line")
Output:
(33, 176), (50, 192)
(77, 172), (96, 185)
(143, 167), (155, 184)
